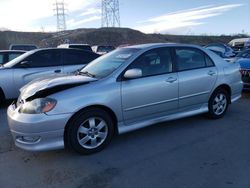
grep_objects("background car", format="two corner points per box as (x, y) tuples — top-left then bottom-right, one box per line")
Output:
(0, 48), (100, 102)
(228, 38), (250, 53)
(0, 50), (25, 65)
(235, 49), (250, 60)
(234, 49), (250, 90)
(9, 44), (38, 51)
(92, 45), (115, 55)
(57, 44), (93, 52)
(205, 43), (235, 60)
(7, 43), (242, 155)
(239, 59), (250, 91)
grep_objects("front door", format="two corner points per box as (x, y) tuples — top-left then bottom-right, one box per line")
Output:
(121, 47), (178, 124)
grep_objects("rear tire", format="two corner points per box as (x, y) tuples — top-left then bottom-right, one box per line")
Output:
(208, 88), (230, 119)
(66, 108), (114, 155)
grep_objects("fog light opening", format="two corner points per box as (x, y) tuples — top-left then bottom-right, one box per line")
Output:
(16, 136), (41, 144)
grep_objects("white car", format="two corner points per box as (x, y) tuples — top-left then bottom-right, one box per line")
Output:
(0, 48), (99, 103)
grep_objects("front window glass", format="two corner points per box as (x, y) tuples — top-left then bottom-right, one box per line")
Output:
(80, 48), (140, 78)
(128, 48), (173, 77)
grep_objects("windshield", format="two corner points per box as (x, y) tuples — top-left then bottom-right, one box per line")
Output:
(4, 50), (34, 68)
(80, 48), (140, 78)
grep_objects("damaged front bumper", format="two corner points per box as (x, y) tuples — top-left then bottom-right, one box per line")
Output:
(7, 103), (72, 152)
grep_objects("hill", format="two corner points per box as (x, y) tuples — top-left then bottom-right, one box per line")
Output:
(0, 28), (248, 50)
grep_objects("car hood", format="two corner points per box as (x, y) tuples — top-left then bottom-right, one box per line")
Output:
(20, 74), (97, 101)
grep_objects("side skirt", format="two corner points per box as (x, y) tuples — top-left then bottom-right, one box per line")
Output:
(118, 106), (208, 134)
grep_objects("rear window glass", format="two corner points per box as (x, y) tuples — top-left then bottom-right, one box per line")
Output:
(176, 48), (206, 71)
(11, 45), (37, 51)
(8, 53), (24, 61)
(0, 54), (4, 64)
(69, 45), (92, 52)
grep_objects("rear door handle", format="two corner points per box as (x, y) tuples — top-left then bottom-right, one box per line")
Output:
(208, 70), (216, 76)
(166, 77), (177, 83)
(54, 70), (61, 73)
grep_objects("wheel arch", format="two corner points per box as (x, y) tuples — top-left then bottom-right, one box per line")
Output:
(64, 105), (119, 146)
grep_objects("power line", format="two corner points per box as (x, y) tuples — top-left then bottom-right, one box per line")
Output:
(54, 0), (67, 32)
(102, 0), (120, 28)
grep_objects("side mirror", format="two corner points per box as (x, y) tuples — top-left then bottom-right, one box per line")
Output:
(124, 68), (142, 79)
(19, 61), (30, 68)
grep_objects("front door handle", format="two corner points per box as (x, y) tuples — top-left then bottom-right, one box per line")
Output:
(208, 70), (216, 76)
(54, 70), (61, 73)
(166, 77), (177, 83)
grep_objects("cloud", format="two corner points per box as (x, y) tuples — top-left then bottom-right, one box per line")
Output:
(0, 0), (99, 31)
(79, 8), (101, 17)
(67, 16), (101, 27)
(135, 4), (243, 34)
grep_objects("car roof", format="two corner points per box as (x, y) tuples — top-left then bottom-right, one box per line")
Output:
(124, 43), (202, 50)
(29, 48), (98, 55)
(0, 50), (26, 53)
(229, 38), (250, 43)
(59, 44), (90, 46)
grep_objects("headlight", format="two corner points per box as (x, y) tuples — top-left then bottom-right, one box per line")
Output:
(19, 98), (57, 114)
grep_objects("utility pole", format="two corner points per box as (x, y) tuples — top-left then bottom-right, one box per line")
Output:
(54, 0), (67, 32)
(102, 0), (120, 28)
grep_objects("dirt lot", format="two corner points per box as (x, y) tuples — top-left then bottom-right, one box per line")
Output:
(0, 93), (250, 188)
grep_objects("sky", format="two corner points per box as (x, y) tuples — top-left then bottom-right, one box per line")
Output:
(0, 0), (249, 35)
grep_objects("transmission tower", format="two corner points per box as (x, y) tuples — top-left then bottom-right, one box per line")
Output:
(54, 0), (67, 32)
(102, 0), (120, 27)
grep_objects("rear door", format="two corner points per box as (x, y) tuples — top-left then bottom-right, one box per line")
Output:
(12, 50), (63, 96)
(175, 47), (218, 111)
(62, 49), (99, 74)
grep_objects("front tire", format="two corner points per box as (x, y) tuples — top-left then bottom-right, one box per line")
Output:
(208, 88), (230, 119)
(66, 108), (114, 155)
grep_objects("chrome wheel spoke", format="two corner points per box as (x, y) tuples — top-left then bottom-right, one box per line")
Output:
(89, 118), (96, 128)
(213, 103), (219, 110)
(97, 132), (107, 139)
(222, 99), (227, 105)
(96, 120), (106, 131)
(78, 126), (89, 134)
(91, 138), (97, 147)
(79, 136), (90, 145)
(215, 107), (221, 114)
(215, 96), (220, 103)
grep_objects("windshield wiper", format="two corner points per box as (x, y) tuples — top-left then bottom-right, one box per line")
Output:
(78, 71), (96, 78)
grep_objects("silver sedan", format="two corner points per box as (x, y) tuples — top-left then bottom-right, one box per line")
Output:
(7, 43), (243, 155)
